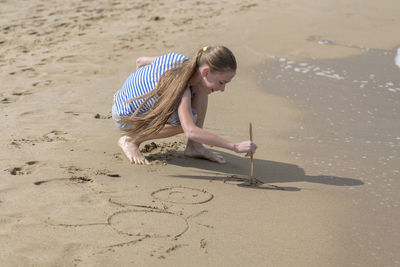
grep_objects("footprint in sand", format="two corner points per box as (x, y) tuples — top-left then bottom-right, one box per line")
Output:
(13, 66), (39, 78)
(32, 80), (52, 87)
(94, 113), (112, 119)
(5, 160), (40, 175)
(51, 166), (117, 184)
(1, 97), (14, 104)
(1, 90), (32, 105)
(61, 165), (84, 174)
(41, 129), (68, 141)
(34, 164), (115, 186)
(142, 141), (186, 162)
(10, 130), (68, 148)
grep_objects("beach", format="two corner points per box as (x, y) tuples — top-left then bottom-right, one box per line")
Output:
(1, 0), (399, 266)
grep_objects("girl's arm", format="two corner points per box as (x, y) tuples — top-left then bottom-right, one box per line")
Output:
(178, 88), (257, 156)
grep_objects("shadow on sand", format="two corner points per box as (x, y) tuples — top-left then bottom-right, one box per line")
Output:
(154, 150), (364, 191)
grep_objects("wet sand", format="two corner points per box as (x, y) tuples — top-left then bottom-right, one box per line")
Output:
(258, 45), (400, 265)
(1, 0), (400, 266)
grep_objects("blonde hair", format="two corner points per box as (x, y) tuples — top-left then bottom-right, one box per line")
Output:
(122, 45), (237, 138)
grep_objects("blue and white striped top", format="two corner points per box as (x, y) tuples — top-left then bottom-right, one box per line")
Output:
(113, 53), (189, 116)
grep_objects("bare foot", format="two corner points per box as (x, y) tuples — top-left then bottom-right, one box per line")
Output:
(118, 136), (150, 165)
(184, 143), (226, 163)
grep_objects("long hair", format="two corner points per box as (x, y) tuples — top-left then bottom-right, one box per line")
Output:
(122, 45), (237, 139)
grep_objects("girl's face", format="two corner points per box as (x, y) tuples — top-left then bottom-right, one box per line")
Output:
(201, 68), (236, 95)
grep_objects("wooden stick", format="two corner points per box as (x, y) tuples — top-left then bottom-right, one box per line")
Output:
(249, 122), (254, 185)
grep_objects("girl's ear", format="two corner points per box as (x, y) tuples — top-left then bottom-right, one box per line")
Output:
(200, 65), (210, 77)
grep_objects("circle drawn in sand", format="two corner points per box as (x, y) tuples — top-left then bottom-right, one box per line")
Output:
(108, 209), (188, 238)
(151, 186), (213, 204)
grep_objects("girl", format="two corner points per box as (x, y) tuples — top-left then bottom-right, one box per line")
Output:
(112, 46), (257, 165)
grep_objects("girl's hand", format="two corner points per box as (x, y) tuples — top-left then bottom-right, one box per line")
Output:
(233, 141), (257, 156)
(136, 56), (156, 69)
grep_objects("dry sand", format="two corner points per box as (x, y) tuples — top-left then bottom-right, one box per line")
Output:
(1, 0), (400, 266)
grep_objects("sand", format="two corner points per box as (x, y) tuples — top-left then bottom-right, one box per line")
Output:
(1, 0), (400, 266)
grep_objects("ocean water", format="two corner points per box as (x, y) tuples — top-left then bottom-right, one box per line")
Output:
(258, 44), (400, 202)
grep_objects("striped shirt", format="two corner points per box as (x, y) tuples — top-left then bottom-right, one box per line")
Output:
(113, 53), (189, 116)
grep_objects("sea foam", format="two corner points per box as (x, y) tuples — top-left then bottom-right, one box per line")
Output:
(395, 48), (400, 68)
